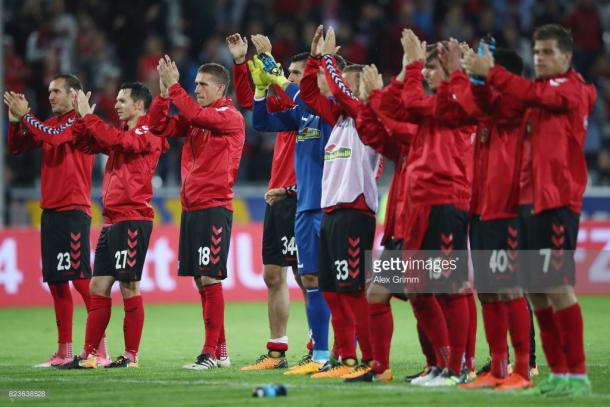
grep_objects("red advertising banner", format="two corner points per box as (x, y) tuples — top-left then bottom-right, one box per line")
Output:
(1, 221), (610, 306)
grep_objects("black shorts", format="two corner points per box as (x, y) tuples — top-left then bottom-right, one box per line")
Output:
(518, 205), (579, 291)
(41, 209), (92, 283)
(416, 204), (469, 293)
(469, 216), (521, 292)
(319, 209), (375, 293)
(178, 207), (232, 279)
(93, 220), (153, 282)
(377, 238), (408, 301)
(262, 197), (297, 267)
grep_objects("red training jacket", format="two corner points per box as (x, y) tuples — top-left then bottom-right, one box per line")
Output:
(8, 110), (93, 215)
(378, 61), (475, 211)
(73, 114), (169, 224)
(487, 66), (597, 214)
(447, 71), (526, 220)
(148, 84), (245, 212)
(357, 88), (416, 243)
(233, 62), (297, 192)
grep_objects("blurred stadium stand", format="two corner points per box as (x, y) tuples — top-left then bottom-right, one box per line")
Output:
(4, 0), (610, 225)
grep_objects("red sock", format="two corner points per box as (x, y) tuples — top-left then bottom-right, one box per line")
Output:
(342, 291), (372, 361)
(323, 291), (356, 359)
(416, 320), (436, 367)
(555, 303), (586, 375)
(411, 295), (449, 369)
(49, 282), (73, 344)
(123, 295), (144, 360)
(465, 293), (477, 371)
(307, 338), (313, 354)
(84, 295), (112, 356)
(199, 288), (225, 358)
(506, 297), (531, 379)
(439, 294), (469, 374)
(201, 283), (224, 356)
(482, 301), (509, 378)
(266, 339), (288, 353)
(331, 336), (339, 358)
(534, 307), (568, 374)
(368, 302), (393, 373)
(71, 279), (92, 310)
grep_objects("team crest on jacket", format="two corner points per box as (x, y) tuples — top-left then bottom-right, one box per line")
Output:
(324, 144), (352, 160)
(297, 127), (321, 142)
(134, 125), (149, 135)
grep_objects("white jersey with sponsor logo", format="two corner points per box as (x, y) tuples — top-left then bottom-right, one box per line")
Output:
(321, 115), (380, 212)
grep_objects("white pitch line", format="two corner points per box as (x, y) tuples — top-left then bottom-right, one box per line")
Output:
(1, 376), (610, 400)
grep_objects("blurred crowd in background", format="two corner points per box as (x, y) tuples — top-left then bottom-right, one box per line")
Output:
(4, 0), (610, 189)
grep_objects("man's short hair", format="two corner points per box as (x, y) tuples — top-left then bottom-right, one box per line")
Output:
(120, 82), (152, 110)
(343, 64), (364, 74)
(533, 24), (573, 53)
(51, 74), (83, 91)
(197, 63), (230, 95)
(289, 52), (309, 65)
(425, 41), (449, 64)
(494, 48), (524, 76)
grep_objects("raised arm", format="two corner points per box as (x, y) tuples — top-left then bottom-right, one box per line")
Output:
(322, 54), (361, 118)
(252, 97), (300, 132)
(148, 95), (190, 138)
(72, 118), (108, 155)
(4, 91), (77, 146)
(299, 56), (340, 126)
(166, 84), (242, 133)
(369, 86), (417, 146)
(79, 114), (165, 155)
(462, 47), (584, 112)
(487, 65), (582, 111)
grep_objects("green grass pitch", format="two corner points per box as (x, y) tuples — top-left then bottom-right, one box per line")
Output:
(1, 297), (609, 406)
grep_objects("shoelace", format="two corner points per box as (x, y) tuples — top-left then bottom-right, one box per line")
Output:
(324, 364), (350, 374)
(253, 354), (270, 364)
(352, 364), (369, 373)
(295, 354), (312, 366)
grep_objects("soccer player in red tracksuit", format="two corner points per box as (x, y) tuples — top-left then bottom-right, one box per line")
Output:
(150, 56), (245, 370)
(463, 24), (596, 396)
(378, 30), (476, 387)
(440, 45), (535, 390)
(4, 74), (110, 367)
(341, 64), (418, 382)
(58, 82), (169, 369)
(297, 27), (378, 379)
(225, 33), (312, 370)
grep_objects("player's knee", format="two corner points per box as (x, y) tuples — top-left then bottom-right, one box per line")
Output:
(200, 276), (222, 287)
(527, 292), (552, 310)
(263, 265), (285, 288)
(89, 277), (112, 297)
(366, 283), (391, 304)
(119, 281), (140, 298)
(367, 291), (391, 304)
(300, 273), (318, 288)
(549, 286), (577, 310)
